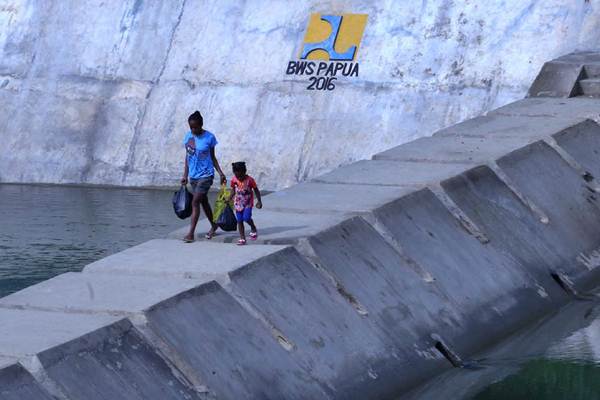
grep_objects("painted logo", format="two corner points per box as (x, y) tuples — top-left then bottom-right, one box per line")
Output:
(286, 13), (368, 91)
(301, 14), (368, 61)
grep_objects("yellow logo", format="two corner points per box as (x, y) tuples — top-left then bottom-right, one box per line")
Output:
(300, 14), (368, 61)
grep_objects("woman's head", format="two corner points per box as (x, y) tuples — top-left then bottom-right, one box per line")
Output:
(232, 161), (247, 179)
(188, 111), (203, 135)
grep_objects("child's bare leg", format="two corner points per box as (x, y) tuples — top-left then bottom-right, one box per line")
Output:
(238, 220), (245, 241)
(247, 219), (257, 233)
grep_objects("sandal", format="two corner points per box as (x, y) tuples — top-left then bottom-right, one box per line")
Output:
(205, 229), (216, 240)
(237, 239), (247, 246)
(249, 232), (258, 240)
(183, 237), (195, 243)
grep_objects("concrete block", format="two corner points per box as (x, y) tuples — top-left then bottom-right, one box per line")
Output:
(373, 135), (535, 165)
(84, 239), (286, 280)
(490, 97), (600, 121)
(527, 61), (583, 98)
(167, 209), (347, 245)
(432, 114), (584, 139)
(0, 363), (54, 400)
(0, 308), (118, 358)
(554, 51), (600, 64)
(0, 272), (201, 315)
(312, 159), (473, 187)
(440, 165), (578, 298)
(308, 217), (455, 388)
(264, 181), (415, 214)
(37, 319), (204, 400)
(372, 188), (552, 355)
(497, 141), (600, 287)
(578, 78), (600, 97)
(229, 247), (413, 400)
(552, 119), (600, 179)
(145, 281), (330, 400)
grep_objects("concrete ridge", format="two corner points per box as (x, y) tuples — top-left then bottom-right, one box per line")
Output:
(2, 52), (600, 399)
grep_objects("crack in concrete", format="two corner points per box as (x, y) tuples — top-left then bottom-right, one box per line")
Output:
(121, 0), (188, 183)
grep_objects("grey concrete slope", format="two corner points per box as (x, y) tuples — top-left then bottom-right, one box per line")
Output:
(145, 280), (331, 400)
(528, 51), (600, 99)
(0, 363), (54, 400)
(5, 52), (600, 399)
(36, 319), (206, 400)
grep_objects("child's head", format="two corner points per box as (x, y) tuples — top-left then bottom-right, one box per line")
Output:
(232, 161), (247, 179)
(188, 110), (203, 135)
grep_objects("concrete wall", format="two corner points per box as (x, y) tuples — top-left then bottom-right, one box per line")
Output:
(1, 1), (600, 189)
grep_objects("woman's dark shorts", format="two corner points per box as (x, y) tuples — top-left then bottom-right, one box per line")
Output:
(190, 176), (214, 195)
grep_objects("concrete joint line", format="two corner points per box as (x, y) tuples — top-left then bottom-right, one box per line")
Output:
(487, 161), (550, 224)
(296, 239), (369, 316)
(0, 302), (134, 318)
(20, 355), (71, 400)
(543, 137), (600, 192)
(361, 213), (436, 283)
(133, 321), (215, 398)
(428, 184), (490, 244)
(222, 282), (296, 352)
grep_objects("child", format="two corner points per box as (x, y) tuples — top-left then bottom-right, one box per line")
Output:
(229, 162), (262, 245)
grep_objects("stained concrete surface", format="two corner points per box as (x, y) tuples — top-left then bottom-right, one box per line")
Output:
(0, 363), (54, 400)
(0, 272), (203, 314)
(167, 209), (347, 244)
(3, 2), (600, 190)
(145, 281), (331, 400)
(0, 308), (118, 358)
(37, 319), (205, 400)
(312, 159), (473, 187)
(373, 134), (539, 164)
(84, 239), (287, 280)
(3, 53), (600, 399)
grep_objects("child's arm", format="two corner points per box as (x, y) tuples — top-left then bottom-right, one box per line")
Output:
(228, 181), (235, 203)
(254, 186), (262, 209)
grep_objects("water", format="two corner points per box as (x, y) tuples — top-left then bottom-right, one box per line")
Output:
(1, 184), (599, 398)
(0, 184), (199, 297)
(402, 297), (600, 400)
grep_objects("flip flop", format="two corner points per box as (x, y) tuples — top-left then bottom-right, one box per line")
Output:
(183, 237), (195, 243)
(205, 230), (217, 240)
(249, 232), (258, 240)
(237, 239), (247, 246)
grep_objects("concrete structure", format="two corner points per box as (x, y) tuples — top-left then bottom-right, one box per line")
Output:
(1, 1), (600, 190)
(2, 53), (600, 398)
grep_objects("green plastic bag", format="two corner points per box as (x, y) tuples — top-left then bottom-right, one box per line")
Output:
(212, 185), (231, 223)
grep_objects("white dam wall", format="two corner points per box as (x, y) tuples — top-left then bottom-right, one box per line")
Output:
(1, 1), (600, 189)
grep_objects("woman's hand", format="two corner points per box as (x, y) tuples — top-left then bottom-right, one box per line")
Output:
(180, 177), (188, 185)
(256, 200), (263, 209)
(219, 173), (227, 185)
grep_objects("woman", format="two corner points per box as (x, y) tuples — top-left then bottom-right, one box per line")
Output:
(180, 111), (226, 242)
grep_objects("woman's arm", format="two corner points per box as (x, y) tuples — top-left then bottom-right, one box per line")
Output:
(210, 147), (226, 184)
(181, 151), (189, 184)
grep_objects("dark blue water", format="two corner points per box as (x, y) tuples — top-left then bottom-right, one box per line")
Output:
(0, 184), (187, 297)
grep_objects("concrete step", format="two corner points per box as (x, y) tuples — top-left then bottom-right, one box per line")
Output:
(583, 64), (600, 79)
(578, 78), (600, 97)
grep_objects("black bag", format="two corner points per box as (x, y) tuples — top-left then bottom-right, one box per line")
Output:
(216, 204), (237, 231)
(172, 185), (193, 219)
